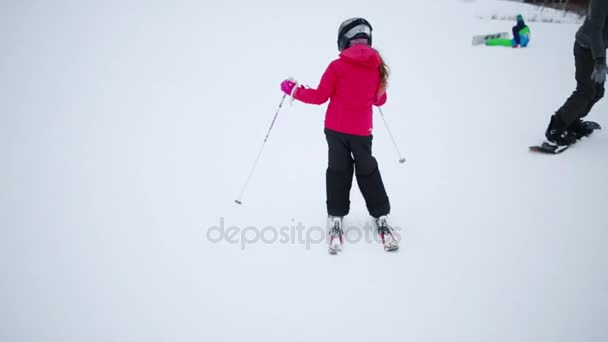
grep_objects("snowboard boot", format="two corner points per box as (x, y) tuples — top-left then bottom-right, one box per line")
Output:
(570, 119), (599, 139)
(545, 115), (577, 146)
(376, 215), (399, 252)
(328, 216), (344, 254)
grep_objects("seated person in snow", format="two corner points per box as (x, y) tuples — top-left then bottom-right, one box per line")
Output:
(486, 14), (531, 48)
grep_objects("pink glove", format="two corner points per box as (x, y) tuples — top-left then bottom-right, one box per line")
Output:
(280, 78), (298, 96)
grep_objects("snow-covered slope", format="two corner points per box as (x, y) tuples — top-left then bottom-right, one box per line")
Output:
(1, 1), (607, 341)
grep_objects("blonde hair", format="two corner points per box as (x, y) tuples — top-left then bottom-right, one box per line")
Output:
(376, 49), (390, 94)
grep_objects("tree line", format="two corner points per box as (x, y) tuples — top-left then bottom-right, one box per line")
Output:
(523, 0), (589, 14)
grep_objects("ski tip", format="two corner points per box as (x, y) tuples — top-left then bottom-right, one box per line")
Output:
(399, 158), (406, 164)
(383, 241), (400, 252)
(234, 200), (242, 205)
(328, 246), (342, 255)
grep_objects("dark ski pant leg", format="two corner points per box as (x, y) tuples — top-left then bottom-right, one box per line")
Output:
(555, 42), (605, 126)
(512, 25), (520, 45)
(325, 129), (354, 217)
(350, 135), (391, 219)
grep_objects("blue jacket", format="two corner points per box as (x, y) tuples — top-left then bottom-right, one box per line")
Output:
(512, 21), (530, 47)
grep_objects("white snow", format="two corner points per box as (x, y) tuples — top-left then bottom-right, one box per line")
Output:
(1, 0), (607, 341)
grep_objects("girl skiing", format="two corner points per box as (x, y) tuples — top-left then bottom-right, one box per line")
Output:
(279, 17), (398, 253)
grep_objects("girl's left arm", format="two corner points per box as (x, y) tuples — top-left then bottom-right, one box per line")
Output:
(294, 62), (337, 105)
(374, 91), (387, 106)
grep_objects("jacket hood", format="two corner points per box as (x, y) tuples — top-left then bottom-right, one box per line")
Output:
(339, 44), (381, 68)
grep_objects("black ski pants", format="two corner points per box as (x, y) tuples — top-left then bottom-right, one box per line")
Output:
(555, 41), (605, 126)
(324, 128), (390, 218)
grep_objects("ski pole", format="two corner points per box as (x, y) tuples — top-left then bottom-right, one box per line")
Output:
(235, 94), (288, 205)
(377, 107), (406, 163)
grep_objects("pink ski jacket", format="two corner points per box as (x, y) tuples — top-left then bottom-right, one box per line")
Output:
(293, 44), (387, 136)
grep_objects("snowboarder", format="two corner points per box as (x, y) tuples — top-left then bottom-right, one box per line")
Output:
(279, 17), (398, 253)
(543, 0), (607, 147)
(485, 14), (530, 48)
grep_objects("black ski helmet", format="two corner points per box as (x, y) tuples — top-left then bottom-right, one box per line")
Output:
(337, 17), (373, 51)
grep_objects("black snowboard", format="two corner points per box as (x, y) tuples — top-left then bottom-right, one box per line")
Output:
(529, 121), (601, 154)
(529, 142), (570, 154)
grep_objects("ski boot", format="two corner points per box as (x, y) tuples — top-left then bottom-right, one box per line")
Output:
(328, 216), (344, 255)
(376, 215), (399, 252)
